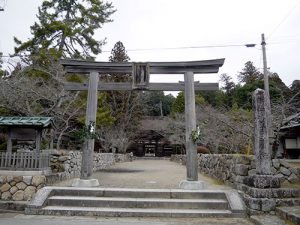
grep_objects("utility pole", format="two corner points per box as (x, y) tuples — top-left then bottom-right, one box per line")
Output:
(261, 33), (274, 148)
(261, 34), (270, 99)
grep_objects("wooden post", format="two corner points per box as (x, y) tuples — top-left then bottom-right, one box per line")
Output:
(184, 72), (198, 181)
(7, 128), (12, 153)
(80, 72), (99, 180)
(50, 128), (54, 149)
(35, 128), (42, 154)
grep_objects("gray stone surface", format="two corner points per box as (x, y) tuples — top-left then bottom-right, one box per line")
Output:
(9, 186), (18, 195)
(26, 187), (52, 209)
(277, 206), (300, 225)
(24, 186), (37, 201)
(279, 167), (291, 176)
(71, 179), (100, 187)
(171, 154), (300, 190)
(252, 89), (272, 175)
(244, 175), (280, 188)
(288, 173), (299, 183)
(25, 185), (246, 218)
(0, 183), (11, 192)
(22, 176), (32, 186)
(251, 215), (287, 225)
(55, 159), (228, 190)
(235, 164), (249, 176)
(31, 176), (46, 187)
(12, 190), (24, 201)
(272, 159), (281, 169)
(1, 191), (11, 200)
(0, 214), (255, 225)
(16, 182), (27, 190)
(179, 180), (207, 190)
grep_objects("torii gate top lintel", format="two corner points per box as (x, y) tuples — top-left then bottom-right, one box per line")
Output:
(60, 58), (225, 74)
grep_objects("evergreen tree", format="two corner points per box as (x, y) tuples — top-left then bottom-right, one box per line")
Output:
(109, 41), (130, 63)
(103, 41), (142, 129)
(14, 0), (115, 60)
(142, 91), (175, 116)
(219, 73), (236, 107)
(237, 61), (262, 84)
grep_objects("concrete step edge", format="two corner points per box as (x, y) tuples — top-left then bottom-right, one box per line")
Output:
(276, 206), (300, 225)
(48, 196), (228, 203)
(35, 206), (235, 217)
(50, 186), (229, 193)
(43, 206), (232, 213)
(250, 215), (288, 225)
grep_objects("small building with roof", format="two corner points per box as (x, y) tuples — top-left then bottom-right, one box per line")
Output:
(0, 117), (53, 171)
(279, 113), (300, 159)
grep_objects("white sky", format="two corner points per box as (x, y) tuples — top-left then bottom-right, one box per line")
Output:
(0, 0), (299, 89)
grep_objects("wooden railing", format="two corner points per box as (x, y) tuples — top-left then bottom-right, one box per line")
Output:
(0, 152), (50, 170)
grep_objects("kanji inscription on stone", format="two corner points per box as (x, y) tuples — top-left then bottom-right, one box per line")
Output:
(252, 88), (272, 175)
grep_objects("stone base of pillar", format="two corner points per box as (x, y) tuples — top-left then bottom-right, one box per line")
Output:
(71, 178), (99, 187)
(179, 180), (207, 190)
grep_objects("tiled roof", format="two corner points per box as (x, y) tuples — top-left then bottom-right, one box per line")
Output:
(0, 117), (54, 127)
(281, 113), (300, 129)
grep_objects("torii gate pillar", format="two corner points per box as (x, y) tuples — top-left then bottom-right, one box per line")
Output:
(179, 72), (206, 189)
(72, 72), (100, 187)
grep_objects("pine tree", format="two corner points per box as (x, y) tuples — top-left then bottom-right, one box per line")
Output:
(14, 0), (115, 60)
(237, 61), (262, 84)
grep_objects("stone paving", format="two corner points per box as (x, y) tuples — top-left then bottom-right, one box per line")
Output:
(0, 213), (255, 225)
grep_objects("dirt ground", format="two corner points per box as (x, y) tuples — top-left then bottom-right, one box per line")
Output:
(54, 159), (231, 189)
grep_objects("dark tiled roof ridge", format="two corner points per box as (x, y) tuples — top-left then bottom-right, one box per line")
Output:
(0, 116), (54, 127)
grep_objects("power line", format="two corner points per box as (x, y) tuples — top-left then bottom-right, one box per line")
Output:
(267, 0), (300, 39)
(0, 43), (256, 57)
(1, 38), (299, 58)
(101, 43), (255, 53)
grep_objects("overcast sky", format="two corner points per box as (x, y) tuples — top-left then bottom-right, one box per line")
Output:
(0, 0), (299, 89)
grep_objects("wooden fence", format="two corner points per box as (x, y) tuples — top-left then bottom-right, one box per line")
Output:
(0, 152), (50, 170)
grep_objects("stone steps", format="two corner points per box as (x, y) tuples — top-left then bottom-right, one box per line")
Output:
(275, 198), (300, 207)
(250, 215), (289, 225)
(47, 196), (229, 209)
(38, 206), (233, 218)
(25, 187), (246, 218)
(276, 206), (300, 225)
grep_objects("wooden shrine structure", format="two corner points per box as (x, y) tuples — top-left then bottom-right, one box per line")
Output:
(61, 59), (225, 187)
(0, 117), (53, 170)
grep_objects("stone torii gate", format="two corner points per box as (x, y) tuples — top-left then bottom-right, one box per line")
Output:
(61, 59), (224, 188)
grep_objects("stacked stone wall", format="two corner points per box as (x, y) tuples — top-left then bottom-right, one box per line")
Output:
(0, 175), (46, 201)
(170, 154), (300, 186)
(1, 151), (133, 201)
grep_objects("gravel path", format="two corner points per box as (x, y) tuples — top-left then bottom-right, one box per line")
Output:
(55, 158), (231, 190)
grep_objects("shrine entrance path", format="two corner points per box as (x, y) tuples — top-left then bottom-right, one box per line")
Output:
(54, 158), (231, 190)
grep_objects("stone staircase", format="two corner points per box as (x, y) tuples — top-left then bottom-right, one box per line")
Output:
(277, 206), (300, 225)
(25, 187), (246, 218)
(250, 206), (300, 225)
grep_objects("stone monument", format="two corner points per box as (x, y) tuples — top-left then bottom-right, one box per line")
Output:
(241, 89), (280, 213)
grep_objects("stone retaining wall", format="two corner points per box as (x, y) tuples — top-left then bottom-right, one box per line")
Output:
(170, 154), (300, 187)
(171, 154), (300, 213)
(0, 175), (46, 201)
(1, 151), (132, 201)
